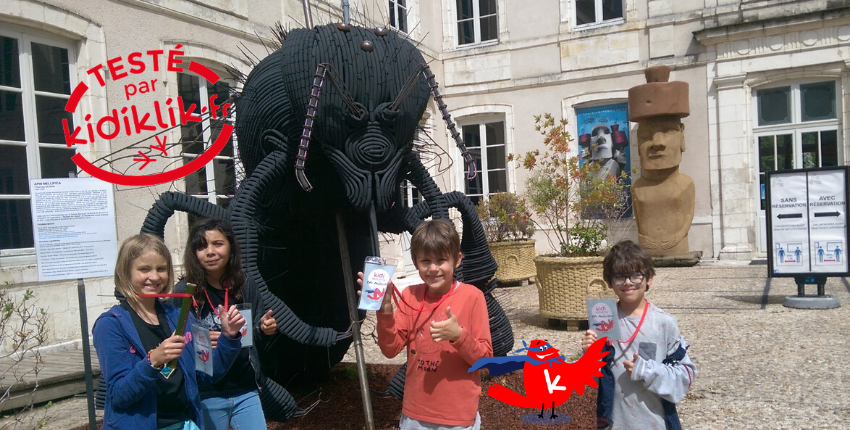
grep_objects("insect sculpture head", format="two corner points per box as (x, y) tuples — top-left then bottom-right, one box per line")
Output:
(236, 24), (437, 214)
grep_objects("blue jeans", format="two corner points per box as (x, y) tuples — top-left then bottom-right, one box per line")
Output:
(201, 391), (266, 430)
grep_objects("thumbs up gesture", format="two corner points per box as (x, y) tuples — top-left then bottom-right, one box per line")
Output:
(430, 306), (462, 343)
(623, 352), (639, 375)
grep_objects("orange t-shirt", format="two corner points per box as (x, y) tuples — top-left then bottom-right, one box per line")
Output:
(377, 282), (492, 427)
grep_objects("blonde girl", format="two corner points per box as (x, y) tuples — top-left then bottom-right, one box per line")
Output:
(93, 234), (245, 430)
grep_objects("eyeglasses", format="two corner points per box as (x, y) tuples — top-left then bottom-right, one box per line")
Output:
(610, 273), (645, 286)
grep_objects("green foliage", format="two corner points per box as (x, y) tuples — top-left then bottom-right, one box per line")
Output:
(476, 192), (535, 242)
(509, 113), (630, 256)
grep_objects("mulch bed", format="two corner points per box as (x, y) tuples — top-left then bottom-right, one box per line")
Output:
(74, 363), (596, 430)
(271, 363), (596, 430)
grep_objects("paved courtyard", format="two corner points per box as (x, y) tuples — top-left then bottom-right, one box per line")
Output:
(3, 262), (849, 429)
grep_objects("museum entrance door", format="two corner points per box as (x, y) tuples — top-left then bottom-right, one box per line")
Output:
(756, 128), (840, 254)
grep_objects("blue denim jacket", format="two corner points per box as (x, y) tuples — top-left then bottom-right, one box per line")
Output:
(93, 303), (241, 430)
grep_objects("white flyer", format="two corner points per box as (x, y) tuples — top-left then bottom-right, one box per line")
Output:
(191, 323), (213, 376)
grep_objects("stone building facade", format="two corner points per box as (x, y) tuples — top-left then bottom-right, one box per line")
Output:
(413, 0), (850, 261)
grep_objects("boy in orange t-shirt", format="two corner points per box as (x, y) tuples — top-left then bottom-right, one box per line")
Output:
(358, 219), (492, 429)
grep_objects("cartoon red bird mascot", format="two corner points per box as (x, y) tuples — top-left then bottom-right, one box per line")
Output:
(469, 338), (609, 419)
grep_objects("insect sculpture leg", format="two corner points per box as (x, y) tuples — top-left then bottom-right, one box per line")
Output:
(140, 192), (226, 237)
(228, 133), (343, 347)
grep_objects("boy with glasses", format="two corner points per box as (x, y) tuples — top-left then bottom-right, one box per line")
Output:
(581, 240), (696, 430)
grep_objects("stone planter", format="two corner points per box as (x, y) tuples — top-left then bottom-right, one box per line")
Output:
(489, 239), (537, 283)
(534, 255), (607, 329)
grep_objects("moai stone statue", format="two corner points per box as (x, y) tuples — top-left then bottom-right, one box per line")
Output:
(628, 66), (695, 257)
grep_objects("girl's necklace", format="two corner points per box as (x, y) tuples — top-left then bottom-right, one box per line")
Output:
(132, 303), (159, 325)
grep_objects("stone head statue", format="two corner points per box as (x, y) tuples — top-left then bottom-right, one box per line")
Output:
(629, 66), (689, 174)
(628, 66), (695, 257)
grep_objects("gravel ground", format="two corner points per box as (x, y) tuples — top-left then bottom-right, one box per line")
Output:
(5, 262), (850, 429)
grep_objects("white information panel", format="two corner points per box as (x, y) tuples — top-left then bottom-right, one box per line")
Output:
(770, 173), (810, 272)
(30, 178), (118, 281)
(768, 169), (848, 275)
(807, 170), (847, 272)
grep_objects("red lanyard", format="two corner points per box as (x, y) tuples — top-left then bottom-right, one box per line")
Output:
(392, 281), (458, 317)
(618, 299), (649, 345)
(204, 285), (229, 318)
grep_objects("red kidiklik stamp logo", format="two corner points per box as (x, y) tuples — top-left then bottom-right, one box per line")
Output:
(63, 44), (233, 186)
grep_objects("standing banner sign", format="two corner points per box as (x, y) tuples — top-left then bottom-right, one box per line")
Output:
(766, 166), (847, 309)
(766, 167), (849, 276)
(30, 178), (118, 280)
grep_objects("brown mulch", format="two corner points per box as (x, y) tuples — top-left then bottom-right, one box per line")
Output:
(271, 363), (596, 430)
(74, 363), (596, 430)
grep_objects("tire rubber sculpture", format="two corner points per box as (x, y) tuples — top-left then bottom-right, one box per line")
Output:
(140, 24), (514, 420)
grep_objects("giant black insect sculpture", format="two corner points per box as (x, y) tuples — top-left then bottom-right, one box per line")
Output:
(141, 23), (514, 421)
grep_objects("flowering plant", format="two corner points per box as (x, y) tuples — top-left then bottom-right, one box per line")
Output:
(476, 192), (535, 242)
(509, 113), (630, 256)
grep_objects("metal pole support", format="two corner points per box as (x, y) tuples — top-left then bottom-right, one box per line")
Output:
(77, 278), (97, 430)
(335, 213), (375, 430)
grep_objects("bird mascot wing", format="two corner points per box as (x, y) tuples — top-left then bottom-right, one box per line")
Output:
(467, 354), (552, 377)
(557, 337), (610, 397)
(469, 338), (611, 408)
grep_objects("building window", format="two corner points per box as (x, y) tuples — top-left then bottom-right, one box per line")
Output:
(755, 81), (840, 210)
(575, 0), (623, 27)
(0, 30), (77, 252)
(177, 72), (237, 208)
(389, 0), (408, 33)
(462, 120), (507, 206)
(399, 180), (422, 208)
(456, 0), (498, 46)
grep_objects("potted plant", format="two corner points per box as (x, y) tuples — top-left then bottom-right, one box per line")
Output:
(476, 192), (536, 284)
(509, 113), (630, 327)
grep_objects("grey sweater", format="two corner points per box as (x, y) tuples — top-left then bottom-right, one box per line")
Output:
(608, 302), (696, 430)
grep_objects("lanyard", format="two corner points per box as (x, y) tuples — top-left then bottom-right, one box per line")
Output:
(203, 285), (229, 319)
(618, 299), (649, 345)
(392, 281), (458, 317)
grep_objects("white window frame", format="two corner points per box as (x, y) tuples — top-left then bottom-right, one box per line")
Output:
(573, 0), (625, 30)
(454, 0), (499, 47)
(389, 0), (409, 33)
(752, 80), (842, 176)
(0, 27), (79, 258)
(177, 71), (239, 207)
(457, 117), (508, 204)
(753, 80), (841, 251)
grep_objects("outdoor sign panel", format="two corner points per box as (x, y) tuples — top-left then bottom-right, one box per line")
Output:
(30, 177), (119, 281)
(766, 167), (850, 277)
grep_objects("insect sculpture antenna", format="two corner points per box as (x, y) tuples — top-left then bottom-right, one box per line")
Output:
(388, 63), (427, 111)
(422, 66), (477, 179)
(295, 63), (364, 191)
